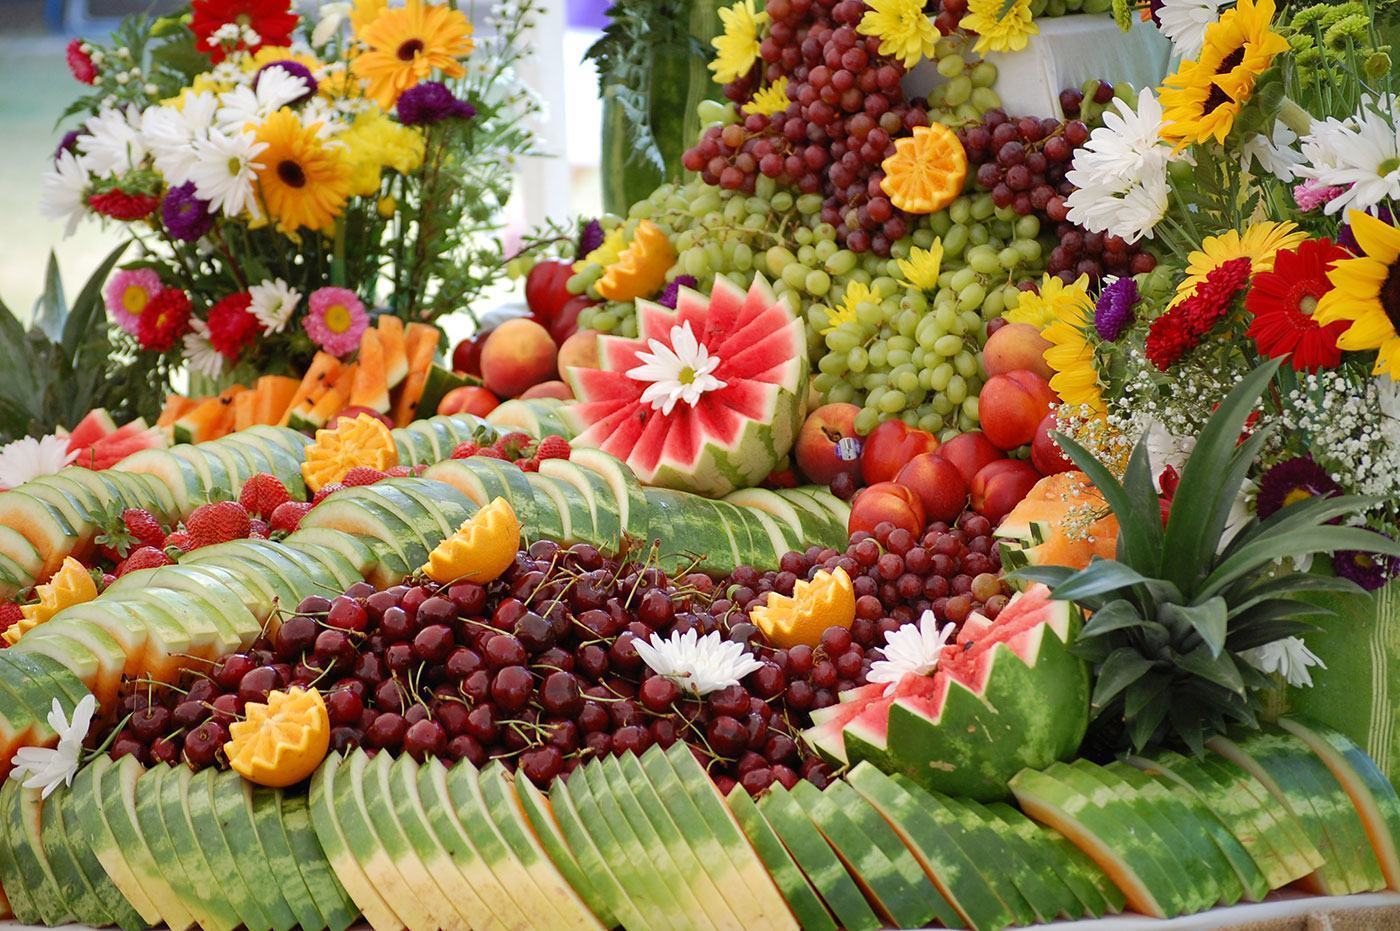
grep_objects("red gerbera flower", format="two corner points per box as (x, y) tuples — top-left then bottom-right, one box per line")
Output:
(190, 0), (299, 63)
(87, 190), (161, 221)
(65, 39), (98, 84)
(1244, 238), (1349, 372)
(206, 292), (261, 360)
(1146, 257), (1252, 370)
(137, 289), (192, 352)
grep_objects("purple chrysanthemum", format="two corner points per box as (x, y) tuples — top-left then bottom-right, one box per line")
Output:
(1334, 547), (1397, 592)
(1147, 0), (1165, 26)
(396, 82), (476, 127)
(255, 61), (317, 104)
(1094, 276), (1138, 341)
(658, 275), (698, 309)
(54, 130), (83, 163)
(1339, 205), (1393, 254)
(577, 219), (605, 259)
(1255, 457), (1341, 520)
(162, 182), (214, 242)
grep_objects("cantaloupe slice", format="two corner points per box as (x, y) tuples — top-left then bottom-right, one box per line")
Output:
(254, 375), (300, 425)
(232, 390), (259, 432)
(376, 315), (409, 389)
(280, 353), (343, 426)
(156, 395), (197, 428)
(173, 397), (229, 443)
(391, 323), (441, 426)
(349, 330), (391, 413)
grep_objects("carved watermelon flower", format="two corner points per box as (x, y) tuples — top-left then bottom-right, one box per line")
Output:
(626, 321), (727, 415)
(867, 610), (956, 692)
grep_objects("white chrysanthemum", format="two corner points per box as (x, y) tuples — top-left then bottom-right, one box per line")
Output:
(216, 66), (309, 134)
(1068, 89), (1171, 190)
(0, 434), (78, 491)
(1241, 120), (1305, 183)
(9, 696), (96, 799)
(141, 93), (217, 184)
(867, 611), (957, 691)
(39, 150), (91, 238)
(633, 629), (764, 696)
(188, 128), (267, 219)
(182, 318), (225, 380)
(249, 278), (302, 333)
(1155, 0), (1226, 58)
(1242, 637), (1326, 688)
(77, 106), (147, 177)
(626, 322), (727, 416)
(1065, 167), (1169, 244)
(1296, 99), (1400, 216)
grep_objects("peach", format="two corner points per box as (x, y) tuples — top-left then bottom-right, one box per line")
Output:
(520, 380), (574, 400)
(849, 482), (926, 537)
(557, 329), (601, 372)
(334, 406), (394, 429)
(978, 370), (1059, 451)
(860, 420), (940, 485)
(437, 386), (500, 418)
(981, 322), (1053, 380)
(1031, 413), (1075, 474)
(971, 459), (1042, 523)
(895, 453), (968, 523)
(933, 431), (1004, 486)
(795, 403), (862, 484)
(480, 318), (558, 398)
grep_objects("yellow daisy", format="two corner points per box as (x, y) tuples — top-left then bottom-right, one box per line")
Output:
(1314, 211), (1400, 378)
(961, 0), (1038, 55)
(822, 281), (883, 335)
(743, 78), (790, 117)
(857, 0), (937, 69)
(1007, 274), (1093, 330)
(1159, 0), (1287, 147)
(896, 240), (944, 293)
(254, 108), (352, 234)
(244, 46), (324, 76)
(351, 0), (474, 109)
(710, 0), (767, 84)
(1041, 286), (1105, 414)
(1172, 221), (1308, 304)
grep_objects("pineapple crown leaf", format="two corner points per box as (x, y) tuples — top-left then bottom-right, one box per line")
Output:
(1051, 430), (1162, 574)
(1159, 597), (1228, 658)
(1223, 492), (1383, 561)
(1078, 599), (1148, 639)
(1227, 616), (1322, 652)
(1090, 647), (1157, 712)
(1201, 524), (1400, 599)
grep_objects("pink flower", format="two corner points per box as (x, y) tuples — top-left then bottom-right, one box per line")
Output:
(304, 287), (367, 356)
(1293, 180), (1343, 212)
(103, 269), (164, 336)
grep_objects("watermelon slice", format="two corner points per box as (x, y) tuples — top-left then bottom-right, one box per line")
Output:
(562, 274), (807, 498)
(68, 421), (166, 471)
(65, 409), (118, 452)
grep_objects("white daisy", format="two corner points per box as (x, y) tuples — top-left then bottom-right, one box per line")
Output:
(188, 128), (267, 219)
(182, 318), (226, 380)
(0, 434), (78, 491)
(1296, 98), (1400, 216)
(141, 93), (217, 184)
(216, 67), (309, 134)
(626, 322), (727, 416)
(1155, 0), (1226, 59)
(9, 695), (96, 799)
(249, 278), (302, 333)
(77, 106), (147, 177)
(1242, 636), (1326, 688)
(39, 150), (91, 238)
(1068, 89), (1171, 190)
(1241, 120), (1305, 183)
(1065, 168), (1169, 245)
(868, 611), (957, 691)
(633, 629), (764, 697)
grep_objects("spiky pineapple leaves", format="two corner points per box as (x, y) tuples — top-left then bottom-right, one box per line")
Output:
(1012, 360), (1400, 755)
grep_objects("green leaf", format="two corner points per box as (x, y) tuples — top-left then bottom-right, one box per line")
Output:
(62, 242), (128, 353)
(1006, 564), (1077, 590)
(1224, 493), (1381, 558)
(31, 252), (67, 343)
(1161, 597), (1228, 657)
(1161, 360), (1282, 593)
(1092, 648), (1158, 710)
(1050, 558), (1153, 604)
(1121, 439), (1164, 561)
(1226, 619), (1321, 652)
(1123, 671), (1172, 718)
(1176, 644), (1246, 694)
(1201, 525), (1400, 597)
(1126, 695), (1170, 751)
(1226, 569), (1365, 611)
(1053, 430), (1160, 573)
(1228, 596), (1333, 623)
(1080, 599), (1151, 638)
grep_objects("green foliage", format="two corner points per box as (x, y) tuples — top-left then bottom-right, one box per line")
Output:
(1013, 361), (1400, 756)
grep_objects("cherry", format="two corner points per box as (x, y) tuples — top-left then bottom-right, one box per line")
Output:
(484, 634), (527, 668)
(215, 653), (257, 690)
(326, 597), (368, 631)
(578, 701), (609, 733)
(129, 705), (171, 741)
(413, 625), (455, 663)
(520, 746), (564, 786)
(380, 606), (413, 642)
(707, 716), (747, 757)
(445, 647), (483, 679)
(639, 675), (681, 712)
(150, 736), (181, 765)
(183, 721), (227, 768)
(446, 582), (486, 616)
(109, 735), (146, 763)
(491, 666), (533, 711)
(296, 595), (332, 615)
(238, 666), (282, 705)
(612, 725), (651, 756)
(172, 700), (209, 731)
(539, 671), (583, 717)
(447, 734), (487, 766)
(707, 685), (750, 718)
(434, 700), (471, 737)
(404, 719), (447, 760)
(366, 713), (407, 750)
(326, 687), (364, 726)
(465, 705), (499, 742)
(276, 615), (319, 660)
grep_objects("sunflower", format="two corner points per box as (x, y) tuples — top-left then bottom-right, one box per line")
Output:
(710, 0), (767, 84)
(253, 108), (351, 234)
(742, 78), (791, 118)
(351, 0), (474, 110)
(1172, 220), (1307, 303)
(1314, 211), (1400, 378)
(961, 0), (1038, 55)
(1040, 283), (1105, 413)
(1007, 273), (1093, 329)
(858, 0), (938, 68)
(1159, 0), (1288, 147)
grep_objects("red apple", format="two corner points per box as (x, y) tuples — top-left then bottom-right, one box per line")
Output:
(970, 459), (1041, 523)
(480, 318), (558, 398)
(524, 260), (574, 323)
(333, 406), (394, 428)
(1031, 413), (1075, 474)
(933, 431), (1004, 485)
(452, 332), (489, 377)
(437, 386), (500, 418)
(849, 482), (926, 537)
(895, 453), (968, 523)
(860, 420), (940, 485)
(548, 295), (594, 344)
(978, 370), (1059, 451)
(981, 322), (1053, 380)
(520, 380), (573, 400)
(795, 403), (862, 485)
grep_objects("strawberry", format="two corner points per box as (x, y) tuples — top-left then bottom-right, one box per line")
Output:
(536, 435), (572, 461)
(412, 464), (428, 475)
(343, 467), (387, 486)
(269, 501), (313, 534)
(517, 457), (540, 472)
(96, 507), (166, 560)
(100, 573), (117, 590)
(386, 465), (414, 477)
(164, 530), (194, 553)
(186, 501), (252, 549)
(239, 473), (291, 517)
(494, 432), (532, 459)
(0, 602), (22, 640)
(451, 442), (480, 459)
(118, 546), (173, 576)
(312, 482), (346, 506)
(249, 519), (270, 539)
(474, 447), (507, 460)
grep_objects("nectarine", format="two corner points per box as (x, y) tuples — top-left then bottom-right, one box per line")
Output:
(981, 322), (1053, 380)
(437, 386), (499, 418)
(860, 420), (940, 485)
(796, 403), (862, 484)
(520, 380), (574, 400)
(895, 453), (968, 523)
(977, 370), (1059, 451)
(849, 482), (926, 537)
(971, 459), (1041, 523)
(1031, 413), (1075, 474)
(933, 431), (1003, 485)
(480, 318), (558, 398)
(557, 328), (601, 372)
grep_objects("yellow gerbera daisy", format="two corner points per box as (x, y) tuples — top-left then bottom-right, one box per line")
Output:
(961, 0), (1038, 56)
(743, 78), (790, 117)
(1006, 274), (1093, 330)
(245, 46), (324, 76)
(1159, 0), (1287, 147)
(857, 0), (937, 69)
(822, 281), (883, 335)
(351, 0), (474, 109)
(254, 108), (352, 234)
(896, 240), (944, 292)
(710, 0), (767, 84)
(1041, 286), (1105, 414)
(1314, 211), (1400, 378)
(1172, 221), (1307, 303)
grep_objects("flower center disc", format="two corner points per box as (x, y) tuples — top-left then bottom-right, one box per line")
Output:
(1203, 83), (1235, 115)
(324, 304), (351, 333)
(278, 159), (307, 188)
(122, 286), (149, 315)
(397, 39), (425, 61)
(1381, 259), (1400, 330)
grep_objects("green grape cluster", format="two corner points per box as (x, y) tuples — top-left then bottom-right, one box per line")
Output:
(1028, 0), (1113, 17)
(923, 35), (1004, 127)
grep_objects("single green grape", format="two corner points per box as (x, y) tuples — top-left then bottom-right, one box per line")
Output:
(953, 350), (979, 379)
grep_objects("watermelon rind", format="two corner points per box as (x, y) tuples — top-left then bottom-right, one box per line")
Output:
(726, 784), (838, 931)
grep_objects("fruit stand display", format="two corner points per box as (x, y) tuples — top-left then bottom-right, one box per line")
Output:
(2, 0), (1400, 926)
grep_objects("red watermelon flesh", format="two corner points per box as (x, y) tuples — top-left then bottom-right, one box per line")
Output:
(804, 673), (940, 764)
(65, 408), (118, 452)
(72, 427), (165, 470)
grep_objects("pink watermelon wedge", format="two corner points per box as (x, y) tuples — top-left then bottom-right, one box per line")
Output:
(70, 424), (166, 471)
(561, 274), (808, 498)
(64, 408), (119, 452)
